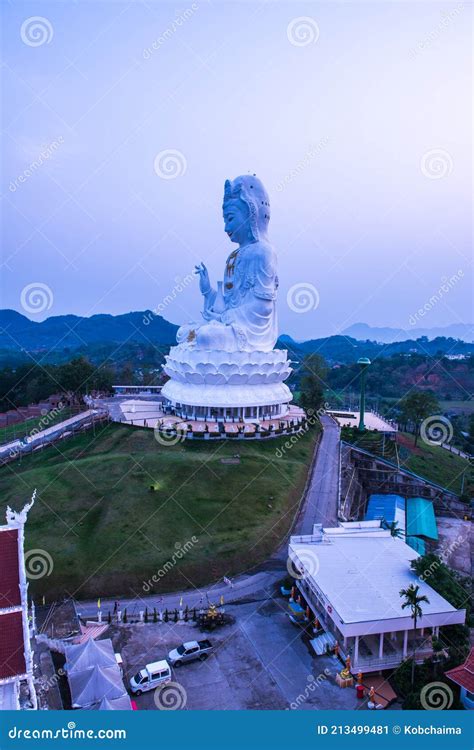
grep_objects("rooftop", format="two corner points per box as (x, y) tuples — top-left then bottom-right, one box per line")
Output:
(0, 611), (27, 680)
(445, 647), (474, 693)
(328, 410), (397, 432)
(289, 522), (463, 629)
(0, 528), (21, 608)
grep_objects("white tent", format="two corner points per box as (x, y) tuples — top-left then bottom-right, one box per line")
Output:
(69, 665), (126, 709)
(65, 638), (116, 674)
(91, 694), (132, 711)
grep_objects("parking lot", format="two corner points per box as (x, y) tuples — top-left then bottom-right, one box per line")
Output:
(107, 594), (360, 710)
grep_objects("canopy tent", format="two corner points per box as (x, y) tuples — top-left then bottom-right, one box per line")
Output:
(0, 681), (19, 710)
(65, 638), (116, 674)
(69, 665), (126, 709)
(90, 694), (132, 710)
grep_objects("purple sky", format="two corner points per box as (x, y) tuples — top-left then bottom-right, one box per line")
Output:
(1, 1), (472, 339)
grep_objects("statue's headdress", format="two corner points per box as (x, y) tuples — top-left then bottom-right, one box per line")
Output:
(223, 174), (270, 241)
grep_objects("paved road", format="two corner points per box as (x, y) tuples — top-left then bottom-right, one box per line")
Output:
(75, 416), (341, 617)
(296, 414), (341, 534)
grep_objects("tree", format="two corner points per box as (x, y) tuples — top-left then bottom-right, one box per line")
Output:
(398, 391), (439, 445)
(381, 518), (404, 538)
(400, 583), (430, 685)
(57, 357), (95, 400)
(299, 354), (328, 415)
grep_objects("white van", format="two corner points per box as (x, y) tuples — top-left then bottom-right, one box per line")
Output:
(129, 659), (171, 695)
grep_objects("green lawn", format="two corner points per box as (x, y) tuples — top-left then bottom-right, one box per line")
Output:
(401, 434), (472, 497)
(0, 423), (318, 600)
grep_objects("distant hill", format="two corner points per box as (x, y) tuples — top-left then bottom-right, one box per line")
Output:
(342, 322), (474, 344)
(0, 310), (473, 367)
(0, 309), (178, 351)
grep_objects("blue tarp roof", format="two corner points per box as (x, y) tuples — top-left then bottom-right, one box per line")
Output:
(365, 494), (405, 524)
(406, 497), (438, 540)
(406, 536), (426, 555)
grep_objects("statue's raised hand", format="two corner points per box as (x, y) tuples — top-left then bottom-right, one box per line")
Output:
(194, 262), (211, 295)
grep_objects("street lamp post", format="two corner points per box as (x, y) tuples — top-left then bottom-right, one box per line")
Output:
(357, 357), (371, 432)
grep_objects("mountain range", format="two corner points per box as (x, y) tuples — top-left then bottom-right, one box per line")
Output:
(0, 310), (472, 366)
(341, 322), (473, 344)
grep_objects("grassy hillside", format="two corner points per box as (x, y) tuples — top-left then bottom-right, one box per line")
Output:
(341, 428), (472, 497)
(0, 423), (318, 599)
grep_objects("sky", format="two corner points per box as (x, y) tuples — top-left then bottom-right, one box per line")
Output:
(1, 0), (472, 340)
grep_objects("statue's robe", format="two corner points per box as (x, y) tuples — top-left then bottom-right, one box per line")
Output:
(177, 240), (278, 352)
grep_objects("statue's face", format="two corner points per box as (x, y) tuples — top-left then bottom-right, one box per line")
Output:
(223, 199), (250, 245)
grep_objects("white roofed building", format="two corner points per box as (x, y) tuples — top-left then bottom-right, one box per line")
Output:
(288, 522), (465, 673)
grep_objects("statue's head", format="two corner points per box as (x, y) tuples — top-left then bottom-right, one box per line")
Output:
(222, 175), (270, 244)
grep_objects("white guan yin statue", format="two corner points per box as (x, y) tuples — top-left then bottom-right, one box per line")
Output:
(162, 175), (293, 422)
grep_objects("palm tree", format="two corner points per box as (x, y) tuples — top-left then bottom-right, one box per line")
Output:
(400, 583), (430, 685)
(381, 517), (404, 539)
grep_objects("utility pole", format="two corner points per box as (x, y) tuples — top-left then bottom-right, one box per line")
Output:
(357, 358), (371, 432)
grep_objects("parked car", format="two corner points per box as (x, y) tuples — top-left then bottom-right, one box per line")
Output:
(168, 640), (213, 667)
(129, 659), (171, 695)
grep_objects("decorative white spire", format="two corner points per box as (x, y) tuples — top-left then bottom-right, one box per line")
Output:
(6, 489), (36, 527)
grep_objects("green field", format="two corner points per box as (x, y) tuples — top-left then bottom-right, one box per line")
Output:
(402, 435), (472, 497)
(0, 423), (318, 600)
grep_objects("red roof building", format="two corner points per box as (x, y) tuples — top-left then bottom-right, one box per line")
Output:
(0, 529), (21, 608)
(445, 647), (474, 695)
(0, 494), (37, 711)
